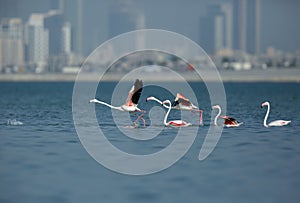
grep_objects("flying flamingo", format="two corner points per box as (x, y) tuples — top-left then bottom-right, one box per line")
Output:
(212, 105), (243, 127)
(162, 100), (192, 127)
(261, 101), (291, 127)
(146, 93), (203, 125)
(89, 79), (146, 127)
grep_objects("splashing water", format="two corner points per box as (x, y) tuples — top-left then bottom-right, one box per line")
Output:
(6, 119), (23, 126)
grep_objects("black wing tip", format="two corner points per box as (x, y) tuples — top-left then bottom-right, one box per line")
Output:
(132, 79), (143, 105)
(171, 100), (179, 107)
(135, 79), (143, 85)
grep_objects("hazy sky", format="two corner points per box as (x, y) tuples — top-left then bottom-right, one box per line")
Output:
(0, 0), (300, 56)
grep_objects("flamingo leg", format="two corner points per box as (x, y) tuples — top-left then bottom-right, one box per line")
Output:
(133, 110), (146, 127)
(192, 109), (203, 126)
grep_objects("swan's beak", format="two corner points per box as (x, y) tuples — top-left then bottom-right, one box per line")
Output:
(260, 105), (263, 108)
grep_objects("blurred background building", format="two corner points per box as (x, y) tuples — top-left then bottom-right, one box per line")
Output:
(0, 0), (299, 73)
(25, 13), (49, 73)
(0, 18), (24, 73)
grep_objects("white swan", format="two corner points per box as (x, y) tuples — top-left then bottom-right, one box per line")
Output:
(261, 101), (291, 127)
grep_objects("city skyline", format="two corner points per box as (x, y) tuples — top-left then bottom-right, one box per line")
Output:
(0, 0), (299, 57)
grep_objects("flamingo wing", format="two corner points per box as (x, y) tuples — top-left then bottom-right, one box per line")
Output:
(168, 120), (191, 127)
(125, 79), (143, 106)
(172, 93), (193, 108)
(172, 98), (191, 107)
(220, 116), (239, 125)
(175, 93), (189, 101)
(268, 120), (291, 126)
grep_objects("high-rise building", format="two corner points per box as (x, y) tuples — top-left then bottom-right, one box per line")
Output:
(76, 0), (83, 56)
(255, 0), (261, 55)
(108, 0), (145, 38)
(221, 3), (233, 51)
(63, 0), (81, 56)
(25, 14), (49, 71)
(0, 18), (24, 71)
(61, 21), (71, 54)
(233, 0), (261, 54)
(50, 0), (64, 10)
(199, 3), (233, 54)
(44, 9), (64, 56)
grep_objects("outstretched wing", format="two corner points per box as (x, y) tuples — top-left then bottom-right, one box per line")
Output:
(175, 93), (189, 101)
(125, 79), (143, 106)
(172, 93), (192, 107)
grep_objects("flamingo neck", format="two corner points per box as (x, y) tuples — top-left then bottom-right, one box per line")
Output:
(151, 97), (169, 108)
(263, 103), (270, 127)
(214, 106), (221, 126)
(163, 100), (172, 126)
(92, 99), (122, 110)
(151, 97), (162, 104)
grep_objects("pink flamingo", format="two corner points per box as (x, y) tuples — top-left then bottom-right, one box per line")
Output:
(162, 100), (192, 127)
(146, 93), (203, 125)
(212, 105), (243, 127)
(89, 79), (146, 126)
(261, 101), (291, 127)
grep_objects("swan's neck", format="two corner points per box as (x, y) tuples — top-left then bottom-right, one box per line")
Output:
(163, 101), (171, 126)
(263, 103), (270, 127)
(92, 99), (122, 110)
(214, 106), (221, 125)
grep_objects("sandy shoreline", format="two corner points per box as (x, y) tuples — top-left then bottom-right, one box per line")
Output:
(0, 69), (300, 82)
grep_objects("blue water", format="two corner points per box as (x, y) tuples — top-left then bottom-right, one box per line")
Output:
(1, 82), (300, 203)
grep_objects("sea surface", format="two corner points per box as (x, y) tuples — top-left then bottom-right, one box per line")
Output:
(0, 82), (300, 203)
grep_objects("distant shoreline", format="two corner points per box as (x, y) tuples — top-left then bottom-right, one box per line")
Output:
(0, 69), (300, 82)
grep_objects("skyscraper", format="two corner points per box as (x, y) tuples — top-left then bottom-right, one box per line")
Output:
(76, 0), (83, 56)
(255, 0), (261, 55)
(199, 3), (233, 54)
(233, 0), (261, 54)
(25, 14), (49, 72)
(108, 0), (145, 38)
(61, 21), (71, 54)
(221, 3), (233, 51)
(0, 18), (24, 72)
(44, 9), (64, 56)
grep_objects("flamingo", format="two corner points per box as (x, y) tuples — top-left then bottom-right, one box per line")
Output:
(261, 101), (291, 127)
(146, 93), (203, 125)
(212, 105), (243, 127)
(162, 100), (192, 127)
(89, 79), (146, 126)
